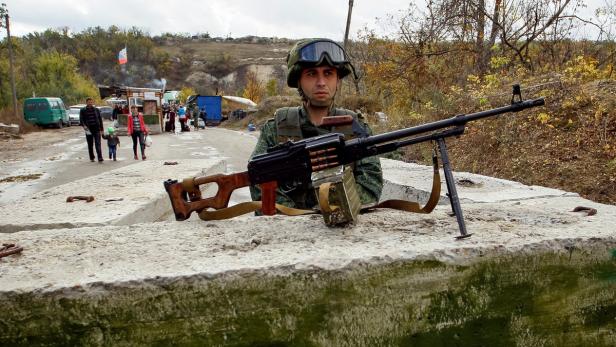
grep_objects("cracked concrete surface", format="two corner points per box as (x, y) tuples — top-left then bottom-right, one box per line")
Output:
(0, 159), (224, 233)
(1, 158), (614, 294)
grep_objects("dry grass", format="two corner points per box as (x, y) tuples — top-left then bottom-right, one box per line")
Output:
(426, 81), (616, 205)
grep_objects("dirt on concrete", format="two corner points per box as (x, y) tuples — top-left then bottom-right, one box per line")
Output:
(0, 126), (75, 162)
(0, 173), (43, 183)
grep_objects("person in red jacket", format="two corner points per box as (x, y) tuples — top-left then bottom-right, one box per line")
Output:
(127, 106), (149, 160)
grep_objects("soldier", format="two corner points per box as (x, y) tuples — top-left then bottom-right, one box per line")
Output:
(249, 38), (383, 210)
(190, 102), (201, 131)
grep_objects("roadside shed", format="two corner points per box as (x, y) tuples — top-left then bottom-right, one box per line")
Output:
(99, 85), (164, 134)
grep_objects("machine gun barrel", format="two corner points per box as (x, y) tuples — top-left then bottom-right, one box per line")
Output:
(342, 97), (544, 162)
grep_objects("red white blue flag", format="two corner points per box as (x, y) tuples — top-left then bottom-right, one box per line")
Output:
(118, 47), (127, 65)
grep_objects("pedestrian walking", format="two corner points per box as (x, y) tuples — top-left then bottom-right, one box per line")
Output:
(79, 97), (104, 162)
(112, 105), (120, 121)
(127, 106), (149, 160)
(200, 107), (207, 129)
(102, 126), (120, 161)
(178, 105), (187, 132)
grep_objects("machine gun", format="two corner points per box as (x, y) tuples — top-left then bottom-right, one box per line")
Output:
(164, 85), (544, 238)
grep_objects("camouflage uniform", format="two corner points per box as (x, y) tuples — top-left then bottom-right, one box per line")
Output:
(190, 104), (200, 126)
(249, 105), (383, 209)
(249, 38), (383, 210)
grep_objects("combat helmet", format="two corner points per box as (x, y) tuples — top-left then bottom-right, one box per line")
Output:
(286, 38), (356, 88)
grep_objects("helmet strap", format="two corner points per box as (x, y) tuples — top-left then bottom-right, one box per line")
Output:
(298, 87), (307, 102)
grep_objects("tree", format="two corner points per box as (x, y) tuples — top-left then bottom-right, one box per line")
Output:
(421, 0), (583, 72)
(242, 71), (265, 104)
(177, 86), (196, 104)
(30, 51), (98, 104)
(594, 0), (616, 75)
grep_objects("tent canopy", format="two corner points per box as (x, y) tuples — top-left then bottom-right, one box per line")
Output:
(163, 91), (179, 103)
(221, 95), (257, 107)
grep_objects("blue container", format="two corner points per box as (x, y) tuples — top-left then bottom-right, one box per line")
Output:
(193, 95), (222, 125)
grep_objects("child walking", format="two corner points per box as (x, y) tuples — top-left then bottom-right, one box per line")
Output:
(102, 126), (120, 161)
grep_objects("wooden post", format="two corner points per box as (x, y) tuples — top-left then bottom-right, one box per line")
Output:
(343, 0), (354, 49)
(3, 9), (18, 119)
(343, 0), (360, 94)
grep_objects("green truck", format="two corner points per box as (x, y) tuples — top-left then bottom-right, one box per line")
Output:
(23, 97), (70, 128)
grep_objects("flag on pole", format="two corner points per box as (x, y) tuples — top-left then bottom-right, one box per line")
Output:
(118, 47), (127, 65)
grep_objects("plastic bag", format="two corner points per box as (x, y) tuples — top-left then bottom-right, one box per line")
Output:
(144, 134), (153, 147)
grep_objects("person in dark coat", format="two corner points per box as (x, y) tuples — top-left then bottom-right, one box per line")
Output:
(166, 107), (176, 132)
(79, 97), (104, 162)
(112, 105), (120, 121)
(200, 107), (207, 128)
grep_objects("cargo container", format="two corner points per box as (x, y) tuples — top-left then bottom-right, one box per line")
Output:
(186, 95), (223, 126)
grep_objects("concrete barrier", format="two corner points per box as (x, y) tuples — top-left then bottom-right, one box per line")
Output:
(2, 160), (616, 345)
(380, 158), (578, 204)
(0, 159), (225, 233)
(0, 122), (20, 135)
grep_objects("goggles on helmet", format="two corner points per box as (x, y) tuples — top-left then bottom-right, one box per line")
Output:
(298, 40), (348, 64)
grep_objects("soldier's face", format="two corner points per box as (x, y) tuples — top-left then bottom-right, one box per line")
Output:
(299, 66), (339, 107)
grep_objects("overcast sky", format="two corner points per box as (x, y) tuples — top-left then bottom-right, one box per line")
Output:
(4, 0), (608, 40)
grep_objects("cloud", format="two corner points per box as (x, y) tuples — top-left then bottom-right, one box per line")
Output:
(5, 0), (606, 40)
(7, 0), (407, 39)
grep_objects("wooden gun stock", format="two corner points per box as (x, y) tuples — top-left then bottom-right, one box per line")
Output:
(164, 172), (278, 221)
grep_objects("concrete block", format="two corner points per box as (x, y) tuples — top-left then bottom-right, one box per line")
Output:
(0, 122), (20, 135)
(1, 194), (615, 294)
(0, 159), (225, 233)
(380, 158), (578, 205)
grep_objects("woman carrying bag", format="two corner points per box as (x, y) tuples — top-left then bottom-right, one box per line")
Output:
(127, 106), (149, 160)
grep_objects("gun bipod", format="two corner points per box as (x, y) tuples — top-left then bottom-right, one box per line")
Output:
(435, 137), (472, 239)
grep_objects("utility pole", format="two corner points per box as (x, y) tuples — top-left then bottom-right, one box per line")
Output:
(1, 3), (18, 119)
(343, 0), (360, 94)
(343, 0), (354, 48)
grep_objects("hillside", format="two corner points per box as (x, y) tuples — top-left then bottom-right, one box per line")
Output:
(156, 39), (293, 95)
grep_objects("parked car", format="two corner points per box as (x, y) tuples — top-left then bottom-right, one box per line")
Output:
(68, 104), (86, 126)
(230, 108), (247, 120)
(23, 97), (70, 128)
(97, 106), (113, 120)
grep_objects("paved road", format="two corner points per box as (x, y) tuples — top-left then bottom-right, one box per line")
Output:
(0, 122), (259, 206)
